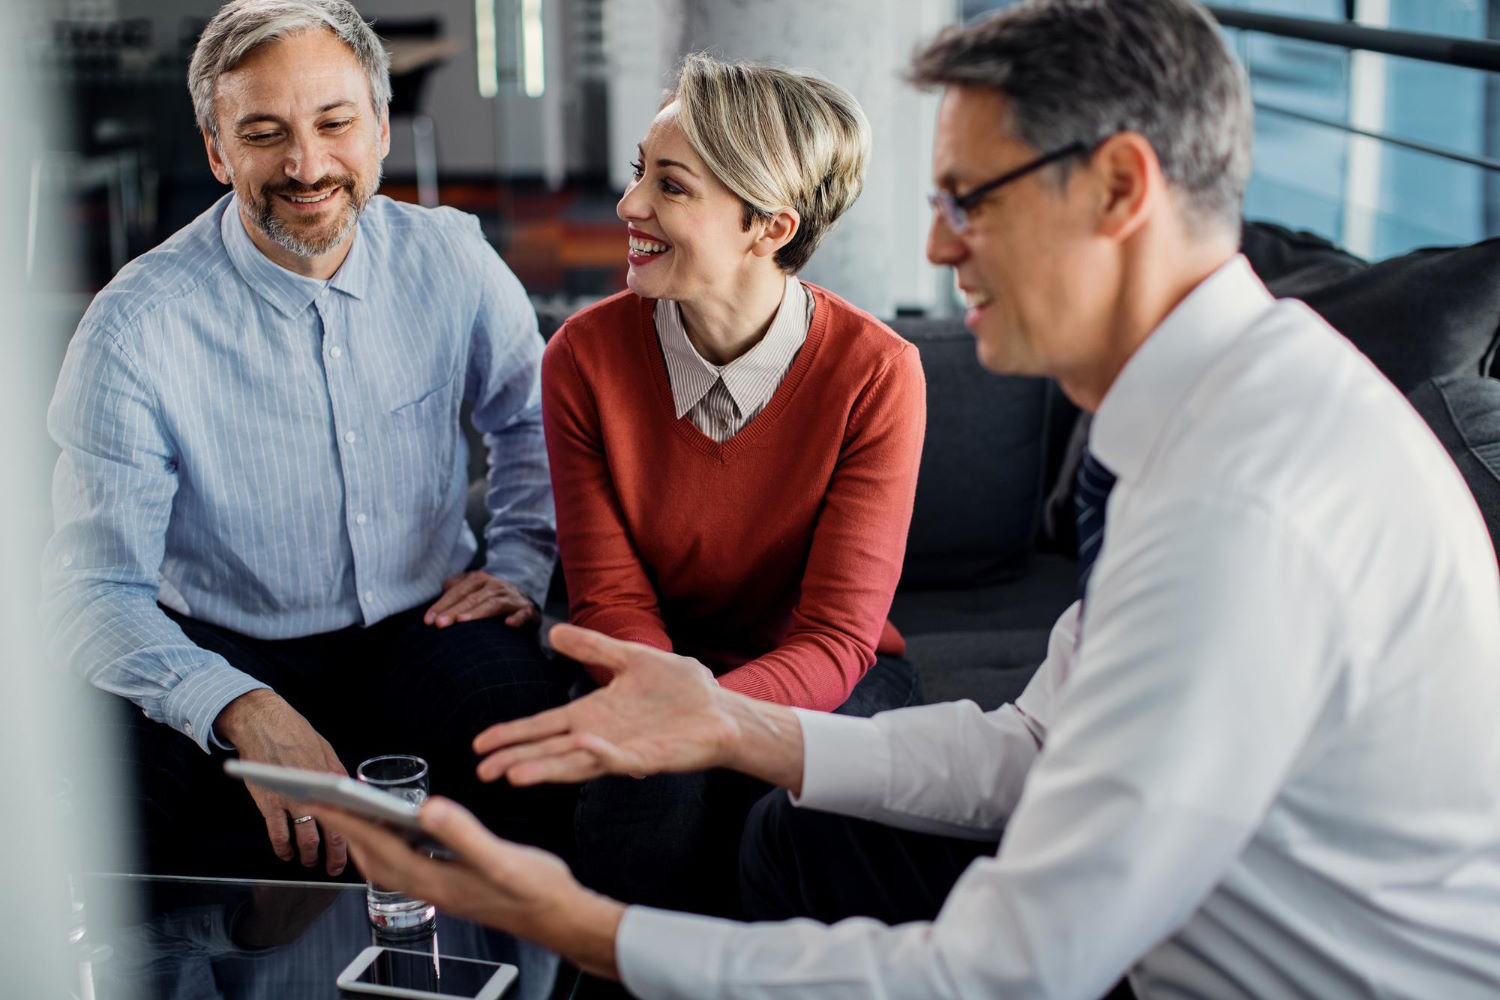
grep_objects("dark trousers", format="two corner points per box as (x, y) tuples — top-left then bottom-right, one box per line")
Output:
(739, 790), (998, 924)
(90, 604), (576, 878)
(571, 653), (923, 918)
(739, 791), (1138, 1000)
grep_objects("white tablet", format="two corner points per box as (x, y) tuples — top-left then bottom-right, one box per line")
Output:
(222, 759), (441, 850)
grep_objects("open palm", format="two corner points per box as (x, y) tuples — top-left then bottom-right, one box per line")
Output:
(473, 624), (738, 786)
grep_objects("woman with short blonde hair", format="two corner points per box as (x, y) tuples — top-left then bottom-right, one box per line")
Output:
(670, 52), (870, 273)
(530, 53), (925, 938)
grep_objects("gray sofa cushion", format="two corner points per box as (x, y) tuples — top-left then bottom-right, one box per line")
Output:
(889, 317), (1054, 588)
(905, 630), (1051, 711)
(1406, 375), (1500, 559)
(889, 553), (1077, 710)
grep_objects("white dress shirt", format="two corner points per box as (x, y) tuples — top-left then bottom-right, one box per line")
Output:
(655, 275), (812, 442)
(616, 257), (1500, 998)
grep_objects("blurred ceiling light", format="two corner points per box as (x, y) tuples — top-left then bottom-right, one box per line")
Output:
(522, 0), (546, 98)
(476, 0), (499, 97)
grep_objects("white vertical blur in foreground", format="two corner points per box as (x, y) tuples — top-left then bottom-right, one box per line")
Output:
(0, 2), (132, 997)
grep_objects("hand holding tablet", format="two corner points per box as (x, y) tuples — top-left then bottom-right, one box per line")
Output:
(223, 759), (450, 857)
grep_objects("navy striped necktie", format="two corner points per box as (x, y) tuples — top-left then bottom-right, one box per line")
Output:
(1074, 450), (1118, 602)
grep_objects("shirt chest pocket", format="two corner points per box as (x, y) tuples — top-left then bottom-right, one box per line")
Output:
(383, 371), (460, 517)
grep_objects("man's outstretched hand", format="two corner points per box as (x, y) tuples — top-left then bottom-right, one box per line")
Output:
(313, 797), (625, 981)
(472, 624), (807, 794)
(216, 689), (349, 875)
(472, 624), (731, 785)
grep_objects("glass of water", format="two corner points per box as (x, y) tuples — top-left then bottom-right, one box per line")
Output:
(356, 754), (437, 936)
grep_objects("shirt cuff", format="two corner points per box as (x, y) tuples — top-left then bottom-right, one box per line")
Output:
(160, 662), (271, 754)
(790, 709), (892, 815)
(616, 905), (740, 1000)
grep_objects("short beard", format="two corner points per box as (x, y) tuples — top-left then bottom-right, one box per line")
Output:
(252, 168), (379, 258)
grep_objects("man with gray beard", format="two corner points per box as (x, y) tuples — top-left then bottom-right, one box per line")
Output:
(43, 0), (570, 877)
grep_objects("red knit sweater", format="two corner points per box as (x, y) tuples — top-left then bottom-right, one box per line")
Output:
(541, 284), (926, 710)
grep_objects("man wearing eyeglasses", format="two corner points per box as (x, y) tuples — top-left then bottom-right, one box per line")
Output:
(317, 1), (1500, 997)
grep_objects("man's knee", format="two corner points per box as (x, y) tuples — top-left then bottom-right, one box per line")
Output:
(836, 653), (922, 719)
(393, 623), (567, 732)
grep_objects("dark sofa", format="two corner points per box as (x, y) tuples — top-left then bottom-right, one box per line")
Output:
(475, 222), (1500, 710)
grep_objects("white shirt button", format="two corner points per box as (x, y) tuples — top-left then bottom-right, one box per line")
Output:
(329, 345), (343, 359)
(355, 512), (367, 525)
(184, 722), (194, 737)
(61, 554), (74, 568)
(364, 590), (375, 603)
(344, 430), (357, 444)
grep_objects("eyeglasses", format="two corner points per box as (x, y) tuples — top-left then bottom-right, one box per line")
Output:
(928, 140), (1092, 234)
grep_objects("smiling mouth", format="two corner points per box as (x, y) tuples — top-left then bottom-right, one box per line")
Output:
(277, 188), (343, 207)
(628, 234), (670, 257)
(961, 287), (994, 309)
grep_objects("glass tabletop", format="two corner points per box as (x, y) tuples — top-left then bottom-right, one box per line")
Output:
(74, 874), (560, 1000)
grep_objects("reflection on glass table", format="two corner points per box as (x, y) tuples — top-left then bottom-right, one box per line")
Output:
(81, 875), (558, 1000)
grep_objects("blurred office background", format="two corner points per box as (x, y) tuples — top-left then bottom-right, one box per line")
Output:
(26, 0), (950, 320)
(6, 2), (1500, 995)
(972, 1), (1500, 262)
(25, 0), (1500, 319)
(1211, 0), (1500, 260)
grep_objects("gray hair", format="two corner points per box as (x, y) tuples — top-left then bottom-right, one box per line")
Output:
(909, 0), (1252, 234)
(189, 0), (391, 142)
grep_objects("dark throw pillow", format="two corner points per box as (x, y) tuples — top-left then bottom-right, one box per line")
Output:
(1041, 226), (1500, 557)
(1240, 220), (1365, 288)
(1244, 222), (1500, 391)
(1406, 375), (1500, 562)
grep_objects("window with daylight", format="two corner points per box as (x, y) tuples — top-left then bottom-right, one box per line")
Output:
(964, 0), (1500, 259)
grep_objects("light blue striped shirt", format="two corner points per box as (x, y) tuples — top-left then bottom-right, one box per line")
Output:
(43, 193), (555, 751)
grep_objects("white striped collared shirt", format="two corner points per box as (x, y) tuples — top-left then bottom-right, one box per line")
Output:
(654, 275), (812, 442)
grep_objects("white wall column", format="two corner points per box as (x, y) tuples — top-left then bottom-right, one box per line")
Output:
(603, 0), (685, 193)
(1341, 0), (1391, 259)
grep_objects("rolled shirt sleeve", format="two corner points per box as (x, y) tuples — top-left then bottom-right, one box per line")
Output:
(43, 320), (267, 753)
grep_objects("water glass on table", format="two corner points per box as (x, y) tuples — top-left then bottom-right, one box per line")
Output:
(356, 754), (437, 936)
